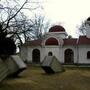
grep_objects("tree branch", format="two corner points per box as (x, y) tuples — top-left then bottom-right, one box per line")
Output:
(3, 0), (28, 31)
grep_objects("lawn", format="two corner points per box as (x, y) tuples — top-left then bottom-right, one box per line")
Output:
(0, 65), (90, 90)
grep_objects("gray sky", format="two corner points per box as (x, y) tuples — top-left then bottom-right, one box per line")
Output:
(41, 0), (90, 37)
(1, 0), (90, 37)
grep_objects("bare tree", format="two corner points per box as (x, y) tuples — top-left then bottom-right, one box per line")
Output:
(30, 14), (50, 40)
(0, 0), (50, 53)
(0, 0), (31, 53)
(8, 14), (50, 49)
(78, 21), (86, 35)
(0, 0), (43, 48)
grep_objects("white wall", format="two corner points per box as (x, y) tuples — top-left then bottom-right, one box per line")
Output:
(20, 46), (28, 61)
(21, 44), (90, 64)
(43, 46), (63, 63)
(78, 45), (90, 64)
(45, 32), (67, 39)
(21, 45), (78, 64)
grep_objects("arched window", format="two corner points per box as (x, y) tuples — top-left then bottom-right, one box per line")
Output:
(87, 51), (90, 59)
(48, 52), (53, 56)
(45, 37), (59, 45)
(32, 49), (40, 63)
(64, 49), (74, 64)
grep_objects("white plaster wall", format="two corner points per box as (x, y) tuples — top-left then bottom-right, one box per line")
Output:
(43, 46), (63, 63)
(45, 32), (67, 39)
(27, 47), (32, 63)
(40, 47), (46, 62)
(20, 46), (28, 61)
(24, 45), (78, 64)
(78, 45), (90, 64)
(21, 45), (90, 64)
(62, 45), (78, 63)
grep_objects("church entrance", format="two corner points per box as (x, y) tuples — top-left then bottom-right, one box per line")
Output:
(32, 49), (40, 63)
(64, 49), (74, 64)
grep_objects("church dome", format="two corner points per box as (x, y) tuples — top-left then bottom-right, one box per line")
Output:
(85, 17), (90, 25)
(49, 25), (65, 32)
(87, 17), (90, 21)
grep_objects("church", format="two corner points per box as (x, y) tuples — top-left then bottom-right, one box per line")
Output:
(20, 18), (90, 65)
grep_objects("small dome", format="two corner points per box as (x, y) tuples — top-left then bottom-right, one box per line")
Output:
(87, 17), (90, 21)
(49, 25), (65, 32)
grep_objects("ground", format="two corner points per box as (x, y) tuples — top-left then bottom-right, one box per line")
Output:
(0, 65), (90, 90)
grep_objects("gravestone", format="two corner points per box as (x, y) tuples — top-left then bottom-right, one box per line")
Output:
(0, 58), (8, 82)
(41, 56), (64, 74)
(6, 55), (27, 76)
(0, 55), (27, 82)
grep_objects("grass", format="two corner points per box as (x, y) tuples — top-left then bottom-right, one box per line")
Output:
(0, 65), (90, 90)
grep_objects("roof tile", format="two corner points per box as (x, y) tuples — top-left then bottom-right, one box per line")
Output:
(64, 39), (77, 45)
(23, 39), (42, 46)
(78, 36), (90, 45)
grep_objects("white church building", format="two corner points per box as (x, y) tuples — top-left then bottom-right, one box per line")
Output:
(20, 18), (90, 65)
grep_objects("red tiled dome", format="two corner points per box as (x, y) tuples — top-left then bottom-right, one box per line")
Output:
(87, 17), (90, 21)
(49, 25), (65, 32)
(45, 37), (59, 45)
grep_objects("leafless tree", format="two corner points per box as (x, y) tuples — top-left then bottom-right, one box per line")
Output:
(78, 21), (87, 36)
(0, 0), (44, 48)
(0, 0), (50, 53)
(9, 14), (50, 49)
(29, 14), (50, 40)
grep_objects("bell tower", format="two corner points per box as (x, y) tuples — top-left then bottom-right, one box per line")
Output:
(85, 17), (90, 38)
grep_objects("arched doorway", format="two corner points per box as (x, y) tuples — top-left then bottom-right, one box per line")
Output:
(32, 49), (40, 63)
(64, 49), (74, 64)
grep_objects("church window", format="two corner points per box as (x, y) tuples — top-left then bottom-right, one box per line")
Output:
(87, 51), (90, 59)
(48, 52), (53, 56)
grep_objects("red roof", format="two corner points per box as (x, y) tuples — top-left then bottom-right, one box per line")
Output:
(64, 39), (77, 45)
(23, 36), (90, 46)
(45, 37), (59, 45)
(23, 39), (42, 46)
(64, 36), (90, 45)
(78, 36), (90, 45)
(49, 25), (65, 32)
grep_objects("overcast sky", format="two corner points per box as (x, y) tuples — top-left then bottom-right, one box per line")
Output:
(1, 0), (90, 37)
(40, 0), (90, 37)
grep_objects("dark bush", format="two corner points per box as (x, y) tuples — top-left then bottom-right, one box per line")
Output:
(0, 37), (16, 59)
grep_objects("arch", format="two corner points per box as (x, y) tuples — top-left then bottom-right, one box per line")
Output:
(32, 49), (40, 63)
(48, 52), (53, 56)
(64, 49), (74, 64)
(87, 51), (90, 59)
(45, 37), (59, 45)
